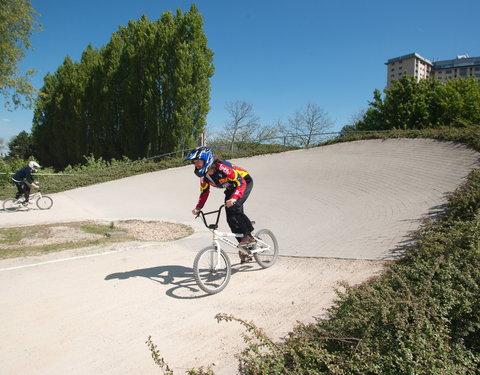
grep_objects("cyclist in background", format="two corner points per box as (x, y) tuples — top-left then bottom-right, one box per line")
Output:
(12, 161), (40, 206)
(186, 147), (255, 263)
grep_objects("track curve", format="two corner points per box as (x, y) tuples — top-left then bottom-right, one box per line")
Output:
(1, 138), (478, 260)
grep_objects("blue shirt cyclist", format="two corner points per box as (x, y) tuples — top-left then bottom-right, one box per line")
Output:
(12, 161), (41, 205)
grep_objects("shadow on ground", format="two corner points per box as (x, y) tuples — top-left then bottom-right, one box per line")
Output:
(105, 261), (261, 299)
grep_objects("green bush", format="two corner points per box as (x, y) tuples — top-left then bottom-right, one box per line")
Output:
(328, 125), (480, 152)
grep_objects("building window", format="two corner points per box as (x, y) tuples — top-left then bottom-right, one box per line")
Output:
(446, 70), (452, 74)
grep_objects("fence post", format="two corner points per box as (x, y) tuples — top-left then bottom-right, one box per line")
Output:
(197, 132), (205, 147)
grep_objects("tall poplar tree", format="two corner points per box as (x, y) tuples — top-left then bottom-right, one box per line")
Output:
(32, 4), (213, 169)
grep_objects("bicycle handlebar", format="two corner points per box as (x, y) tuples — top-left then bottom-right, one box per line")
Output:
(196, 205), (225, 230)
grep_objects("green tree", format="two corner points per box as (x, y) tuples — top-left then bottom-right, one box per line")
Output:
(170, 6), (214, 151)
(436, 77), (480, 126)
(7, 130), (33, 159)
(356, 76), (480, 131)
(32, 4), (213, 169)
(77, 44), (102, 157)
(32, 57), (87, 168)
(0, 0), (41, 109)
(31, 71), (60, 167)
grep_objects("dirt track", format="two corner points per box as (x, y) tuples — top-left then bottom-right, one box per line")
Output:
(0, 139), (478, 374)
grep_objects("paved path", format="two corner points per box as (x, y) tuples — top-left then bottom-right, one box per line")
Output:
(0, 139), (478, 374)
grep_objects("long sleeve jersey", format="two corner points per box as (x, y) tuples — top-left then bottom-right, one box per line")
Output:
(12, 166), (34, 184)
(195, 160), (251, 210)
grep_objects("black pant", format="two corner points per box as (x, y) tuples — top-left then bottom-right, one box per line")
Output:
(13, 180), (30, 201)
(224, 178), (254, 238)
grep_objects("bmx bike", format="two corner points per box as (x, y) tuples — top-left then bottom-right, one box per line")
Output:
(3, 190), (53, 212)
(193, 205), (279, 294)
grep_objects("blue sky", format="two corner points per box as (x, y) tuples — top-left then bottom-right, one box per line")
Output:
(1, 0), (479, 144)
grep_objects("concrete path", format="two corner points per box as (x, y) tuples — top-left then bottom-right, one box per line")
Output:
(0, 138), (478, 374)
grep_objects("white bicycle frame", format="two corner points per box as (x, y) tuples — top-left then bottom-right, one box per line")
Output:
(211, 229), (269, 254)
(14, 190), (43, 204)
(198, 205), (272, 267)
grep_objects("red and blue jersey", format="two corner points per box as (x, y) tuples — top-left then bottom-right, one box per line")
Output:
(196, 160), (251, 209)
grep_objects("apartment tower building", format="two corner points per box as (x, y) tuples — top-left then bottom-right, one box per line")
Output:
(385, 52), (480, 88)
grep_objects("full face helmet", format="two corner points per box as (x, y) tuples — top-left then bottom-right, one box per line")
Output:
(28, 161), (41, 172)
(185, 146), (215, 177)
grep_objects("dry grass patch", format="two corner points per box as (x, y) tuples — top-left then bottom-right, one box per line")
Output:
(0, 220), (193, 259)
(115, 220), (192, 241)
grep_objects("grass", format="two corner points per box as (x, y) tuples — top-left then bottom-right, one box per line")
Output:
(0, 228), (23, 245)
(80, 222), (117, 235)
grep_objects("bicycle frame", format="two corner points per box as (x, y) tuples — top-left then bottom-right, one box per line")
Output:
(196, 205), (271, 256)
(193, 205), (279, 294)
(14, 191), (42, 203)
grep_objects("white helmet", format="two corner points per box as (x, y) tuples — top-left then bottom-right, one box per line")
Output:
(28, 161), (40, 171)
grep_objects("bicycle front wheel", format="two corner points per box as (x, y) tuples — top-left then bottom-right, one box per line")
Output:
(36, 195), (53, 210)
(193, 246), (231, 294)
(3, 198), (20, 212)
(253, 229), (279, 268)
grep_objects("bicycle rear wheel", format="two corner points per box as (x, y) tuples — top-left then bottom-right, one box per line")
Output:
(36, 195), (53, 210)
(3, 198), (20, 212)
(193, 246), (231, 294)
(253, 229), (279, 268)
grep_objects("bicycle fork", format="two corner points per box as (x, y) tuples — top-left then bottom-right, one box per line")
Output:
(211, 236), (225, 270)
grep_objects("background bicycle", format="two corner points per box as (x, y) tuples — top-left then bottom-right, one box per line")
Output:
(193, 205), (279, 294)
(3, 190), (53, 212)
